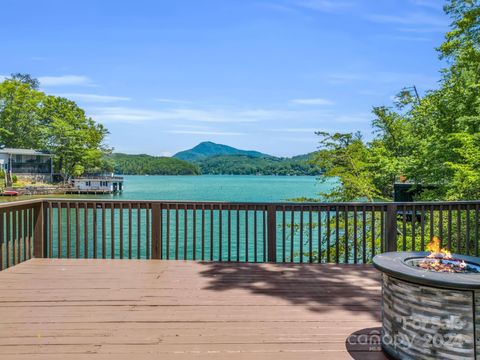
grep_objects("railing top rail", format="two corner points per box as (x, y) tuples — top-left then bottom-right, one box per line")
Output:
(38, 198), (480, 206)
(0, 198), (43, 209)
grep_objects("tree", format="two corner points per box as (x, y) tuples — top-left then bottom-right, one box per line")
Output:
(314, 0), (480, 201)
(0, 76), (111, 180)
(8, 73), (40, 89)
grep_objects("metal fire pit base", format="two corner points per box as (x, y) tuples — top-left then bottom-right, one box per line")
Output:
(374, 252), (480, 360)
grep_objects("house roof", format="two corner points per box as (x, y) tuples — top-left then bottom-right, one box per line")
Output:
(0, 148), (52, 156)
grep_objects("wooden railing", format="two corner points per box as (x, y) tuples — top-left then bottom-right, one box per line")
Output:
(0, 199), (44, 270)
(1, 199), (480, 269)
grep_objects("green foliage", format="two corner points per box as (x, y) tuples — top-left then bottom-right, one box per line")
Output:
(110, 153), (200, 175)
(0, 76), (110, 180)
(197, 154), (321, 175)
(313, 0), (480, 201)
(12, 175), (17, 183)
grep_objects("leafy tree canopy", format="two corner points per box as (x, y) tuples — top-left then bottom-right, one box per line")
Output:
(0, 76), (110, 180)
(314, 0), (480, 201)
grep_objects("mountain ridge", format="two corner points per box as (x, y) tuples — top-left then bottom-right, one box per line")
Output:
(173, 141), (272, 161)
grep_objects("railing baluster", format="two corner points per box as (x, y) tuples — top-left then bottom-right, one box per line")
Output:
(66, 203), (71, 258)
(254, 206), (257, 262)
(193, 205), (197, 261)
(119, 203), (124, 259)
(0, 211), (4, 270)
(290, 208), (294, 262)
(13, 210), (17, 265)
(201, 204), (205, 261)
(137, 203), (141, 259)
(411, 205), (416, 251)
(353, 207), (357, 263)
(466, 206), (471, 255)
(219, 205), (222, 262)
(6, 211), (10, 268)
(318, 206), (322, 263)
(344, 206), (348, 264)
(309, 206), (313, 263)
(327, 206), (331, 263)
(102, 203), (106, 259)
(282, 206), (286, 263)
(475, 204), (479, 257)
(362, 206), (366, 263)
(111, 203), (115, 259)
(57, 203), (62, 258)
(335, 206), (339, 263)
(210, 205), (214, 261)
(300, 207), (304, 263)
(146, 204), (150, 259)
(371, 206), (376, 258)
(18, 209), (22, 264)
(75, 203), (80, 258)
(93, 203), (98, 259)
(236, 205), (240, 262)
(175, 204), (179, 260)
(245, 207), (249, 262)
(263, 206), (267, 262)
(83, 203), (88, 258)
(227, 207), (231, 262)
(128, 203), (132, 259)
(456, 204), (461, 254)
(184, 206), (188, 260)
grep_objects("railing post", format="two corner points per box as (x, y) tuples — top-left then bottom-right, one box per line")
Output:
(151, 204), (161, 259)
(33, 202), (46, 258)
(385, 203), (397, 253)
(267, 205), (277, 262)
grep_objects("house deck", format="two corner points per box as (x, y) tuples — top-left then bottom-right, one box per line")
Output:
(0, 259), (387, 359)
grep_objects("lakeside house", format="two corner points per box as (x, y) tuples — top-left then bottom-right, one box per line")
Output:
(0, 148), (53, 182)
(69, 175), (124, 194)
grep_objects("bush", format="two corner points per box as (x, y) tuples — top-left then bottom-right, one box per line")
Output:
(12, 174), (18, 183)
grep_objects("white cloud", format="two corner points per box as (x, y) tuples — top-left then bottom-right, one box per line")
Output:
(365, 13), (447, 27)
(55, 93), (131, 103)
(0, 75), (6, 82)
(275, 127), (321, 133)
(38, 75), (94, 87)
(167, 130), (245, 136)
(156, 98), (191, 104)
(291, 98), (335, 105)
(89, 106), (290, 123)
(410, 0), (443, 10)
(388, 35), (432, 42)
(295, 0), (352, 12)
(325, 71), (439, 88)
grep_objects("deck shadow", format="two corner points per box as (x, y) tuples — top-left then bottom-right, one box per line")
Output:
(199, 262), (381, 318)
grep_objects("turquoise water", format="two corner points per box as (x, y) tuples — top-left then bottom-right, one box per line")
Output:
(103, 175), (326, 202)
(38, 176), (344, 263)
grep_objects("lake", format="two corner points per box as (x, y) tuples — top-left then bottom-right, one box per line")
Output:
(116, 175), (326, 202)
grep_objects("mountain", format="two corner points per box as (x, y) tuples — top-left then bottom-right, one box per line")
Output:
(110, 153), (200, 175)
(173, 141), (270, 161)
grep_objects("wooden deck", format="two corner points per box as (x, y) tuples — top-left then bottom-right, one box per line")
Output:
(0, 260), (387, 360)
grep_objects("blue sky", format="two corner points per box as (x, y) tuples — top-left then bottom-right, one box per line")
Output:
(0, 0), (449, 157)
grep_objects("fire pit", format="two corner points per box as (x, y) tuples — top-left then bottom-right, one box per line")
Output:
(373, 238), (480, 359)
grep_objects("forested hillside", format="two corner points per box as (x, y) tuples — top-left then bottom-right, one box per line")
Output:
(197, 154), (321, 175)
(110, 153), (200, 175)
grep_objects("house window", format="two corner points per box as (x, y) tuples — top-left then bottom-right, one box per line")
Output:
(86, 181), (91, 187)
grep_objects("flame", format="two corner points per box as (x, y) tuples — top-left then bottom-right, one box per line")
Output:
(426, 236), (452, 259)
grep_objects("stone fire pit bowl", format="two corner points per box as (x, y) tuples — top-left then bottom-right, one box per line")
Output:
(373, 251), (480, 360)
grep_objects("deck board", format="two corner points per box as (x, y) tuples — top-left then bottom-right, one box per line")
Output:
(0, 259), (387, 359)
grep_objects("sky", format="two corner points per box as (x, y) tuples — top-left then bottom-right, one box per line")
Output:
(0, 0), (450, 157)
